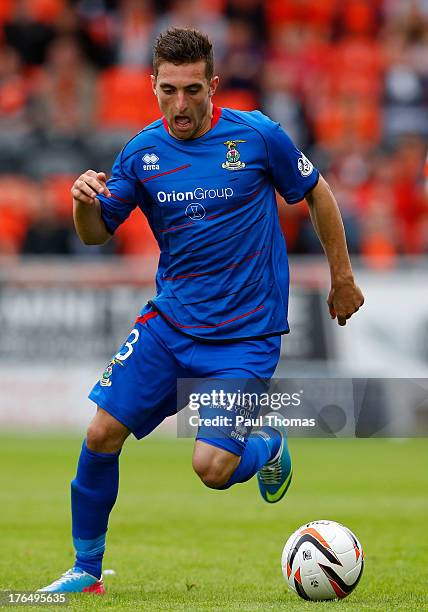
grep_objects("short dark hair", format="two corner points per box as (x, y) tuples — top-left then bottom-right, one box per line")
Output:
(153, 27), (214, 80)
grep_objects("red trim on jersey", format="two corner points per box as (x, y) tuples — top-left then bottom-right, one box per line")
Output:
(211, 105), (222, 128)
(206, 188), (261, 221)
(110, 193), (132, 204)
(135, 311), (158, 325)
(159, 221), (194, 233)
(160, 305), (264, 329)
(140, 164), (191, 184)
(164, 250), (262, 280)
(161, 105), (222, 134)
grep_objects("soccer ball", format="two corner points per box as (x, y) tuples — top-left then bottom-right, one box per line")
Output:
(281, 520), (364, 601)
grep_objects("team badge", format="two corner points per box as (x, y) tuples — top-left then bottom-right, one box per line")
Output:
(100, 364), (113, 387)
(297, 154), (313, 177)
(222, 140), (246, 171)
(100, 358), (123, 387)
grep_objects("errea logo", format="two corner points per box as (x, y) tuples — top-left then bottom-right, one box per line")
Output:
(142, 153), (159, 170)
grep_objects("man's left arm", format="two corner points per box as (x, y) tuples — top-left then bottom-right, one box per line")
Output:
(305, 175), (364, 326)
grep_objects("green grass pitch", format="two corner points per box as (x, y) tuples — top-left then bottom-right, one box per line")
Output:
(0, 435), (427, 611)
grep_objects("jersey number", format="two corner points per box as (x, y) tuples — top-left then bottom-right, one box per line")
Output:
(114, 328), (139, 361)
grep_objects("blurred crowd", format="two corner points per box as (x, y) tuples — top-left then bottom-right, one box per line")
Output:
(0, 0), (427, 263)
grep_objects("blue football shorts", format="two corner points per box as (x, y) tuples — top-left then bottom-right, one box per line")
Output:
(89, 305), (281, 455)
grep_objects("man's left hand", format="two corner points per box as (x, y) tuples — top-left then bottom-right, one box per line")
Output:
(327, 281), (364, 326)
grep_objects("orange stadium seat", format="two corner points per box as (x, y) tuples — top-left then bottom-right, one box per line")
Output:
(266, 0), (336, 28)
(0, 0), (14, 27)
(115, 208), (159, 256)
(340, 0), (380, 36)
(361, 233), (397, 269)
(215, 89), (258, 111)
(326, 38), (384, 99)
(0, 175), (34, 253)
(96, 67), (161, 131)
(312, 97), (381, 147)
(24, 0), (66, 23)
(41, 174), (75, 220)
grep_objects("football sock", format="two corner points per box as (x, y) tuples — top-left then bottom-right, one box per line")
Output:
(220, 427), (281, 489)
(71, 440), (120, 579)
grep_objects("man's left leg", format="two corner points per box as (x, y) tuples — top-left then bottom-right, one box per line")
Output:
(189, 336), (292, 499)
(192, 432), (280, 489)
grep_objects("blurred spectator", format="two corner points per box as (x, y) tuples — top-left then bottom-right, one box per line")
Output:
(74, 0), (118, 68)
(115, 0), (155, 67)
(4, 0), (57, 65)
(262, 53), (307, 146)
(153, 0), (227, 62)
(218, 19), (262, 97)
(21, 180), (72, 255)
(0, 45), (34, 173)
(24, 35), (95, 178)
(29, 34), (96, 137)
(0, 45), (31, 130)
(224, 0), (267, 41)
(390, 136), (428, 253)
(382, 29), (428, 139)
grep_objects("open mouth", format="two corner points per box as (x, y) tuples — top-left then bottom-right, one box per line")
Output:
(174, 115), (192, 130)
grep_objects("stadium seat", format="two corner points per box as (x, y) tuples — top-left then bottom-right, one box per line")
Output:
(312, 96), (381, 147)
(0, 0), (13, 27)
(23, 0), (66, 23)
(115, 208), (159, 256)
(215, 89), (258, 111)
(339, 0), (380, 36)
(327, 37), (384, 99)
(41, 174), (75, 220)
(0, 175), (34, 252)
(266, 0), (336, 28)
(96, 67), (161, 130)
(361, 233), (397, 269)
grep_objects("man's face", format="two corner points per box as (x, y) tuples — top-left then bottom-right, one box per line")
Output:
(151, 61), (219, 140)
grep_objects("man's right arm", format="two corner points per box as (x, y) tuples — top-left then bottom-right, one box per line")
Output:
(71, 169), (113, 245)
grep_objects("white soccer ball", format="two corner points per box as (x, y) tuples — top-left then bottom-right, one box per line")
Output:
(281, 520), (364, 601)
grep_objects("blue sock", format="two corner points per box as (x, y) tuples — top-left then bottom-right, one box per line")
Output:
(220, 427), (281, 489)
(71, 440), (120, 579)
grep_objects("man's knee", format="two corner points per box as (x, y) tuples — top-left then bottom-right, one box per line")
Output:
(192, 442), (240, 489)
(86, 408), (130, 453)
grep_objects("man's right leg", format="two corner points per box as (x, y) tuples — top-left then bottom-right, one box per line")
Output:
(71, 409), (129, 580)
(39, 408), (129, 593)
(39, 308), (185, 593)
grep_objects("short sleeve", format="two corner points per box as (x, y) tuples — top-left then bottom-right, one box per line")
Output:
(263, 119), (319, 204)
(98, 151), (137, 234)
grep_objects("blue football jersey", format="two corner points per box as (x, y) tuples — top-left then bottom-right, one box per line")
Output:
(97, 107), (319, 341)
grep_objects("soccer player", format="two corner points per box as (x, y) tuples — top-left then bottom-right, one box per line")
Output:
(39, 28), (364, 593)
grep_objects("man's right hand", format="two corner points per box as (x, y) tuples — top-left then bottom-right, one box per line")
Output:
(71, 170), (111, 205)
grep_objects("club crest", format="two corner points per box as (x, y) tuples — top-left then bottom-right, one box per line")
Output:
(222, 140), (246, 171)
(100, 358), (123, 387)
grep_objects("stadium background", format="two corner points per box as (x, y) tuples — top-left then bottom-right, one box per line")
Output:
(0, 1), (427, 608)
